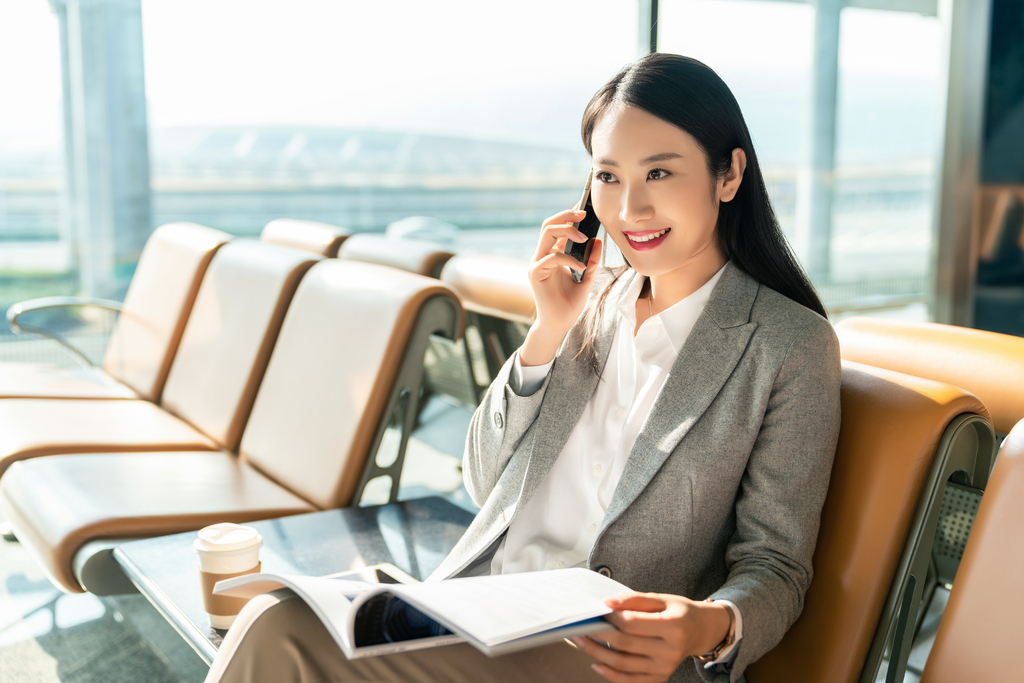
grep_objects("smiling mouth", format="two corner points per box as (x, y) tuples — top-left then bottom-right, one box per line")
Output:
(626, 228), (671, 244)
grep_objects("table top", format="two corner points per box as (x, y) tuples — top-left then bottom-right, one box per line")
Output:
(113, 497), (475, 664)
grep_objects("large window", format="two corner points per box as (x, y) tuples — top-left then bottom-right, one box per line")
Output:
(0, 0), (637, 366)
(660, 0), (943, 318)
(0, 1), (74, 363)
(142, 0), (637, 259)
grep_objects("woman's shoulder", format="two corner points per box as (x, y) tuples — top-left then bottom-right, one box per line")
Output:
(748, 280), (839, 359)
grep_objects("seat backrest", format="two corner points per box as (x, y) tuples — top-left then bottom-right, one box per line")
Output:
(836, 316), (1024, 435)
(160, 240), (321, 452)
(102, 222), (231, 402)
(439, 254), (535, 324)
(438, 254), (534, 394)
(748, 361), (991, 683)
(260, 218), (352, 257)
(919, 418), (1024, 683)
(338, 234), (453, 278)
(238, 259), (462, 509)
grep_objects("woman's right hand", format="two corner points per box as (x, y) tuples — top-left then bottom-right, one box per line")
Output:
(519, 209), (603, 367)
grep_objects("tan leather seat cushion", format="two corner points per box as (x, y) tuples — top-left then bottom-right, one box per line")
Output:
(261, 219), (351, 258)
(0, 399), (216, 479)
(836, 316), (1024, 434)
(240, 259), (462, 509)
(160, 240), (321, 451)
(920, 418), (1024, 683)
(748, 361), (989, 683)
(0, 451), (315, 593)
(103, 222), (231, 401)
(0, 364), (138, 400)
(440, 254), (535, 323)
(338, 234), (454, 278)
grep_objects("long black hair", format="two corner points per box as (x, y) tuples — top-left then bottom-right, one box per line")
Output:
(576, 53), (826, 366)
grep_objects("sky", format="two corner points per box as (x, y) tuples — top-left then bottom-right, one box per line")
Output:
(0, 0), (943, 155)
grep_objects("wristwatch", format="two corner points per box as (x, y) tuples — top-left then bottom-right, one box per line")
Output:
(694, 599), (736, 663)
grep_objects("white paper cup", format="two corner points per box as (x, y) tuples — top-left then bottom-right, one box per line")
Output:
(194, 523), (263, 629)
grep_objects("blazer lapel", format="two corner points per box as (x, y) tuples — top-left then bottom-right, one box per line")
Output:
(517, 273), (631, 508)
(602, 263), (760, 530)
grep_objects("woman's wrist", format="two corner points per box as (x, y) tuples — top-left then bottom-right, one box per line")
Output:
(692, 601), (733, 658)
(519, 324), (569, 367)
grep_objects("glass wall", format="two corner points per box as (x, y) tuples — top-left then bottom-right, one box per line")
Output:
(0, 0), (637, 366)
(142, 0), (637, 259)
(659, 0), (944, 318)
(0, 1), (77, 363)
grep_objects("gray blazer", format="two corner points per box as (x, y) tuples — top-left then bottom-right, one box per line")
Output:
(430, 263), (842, 683)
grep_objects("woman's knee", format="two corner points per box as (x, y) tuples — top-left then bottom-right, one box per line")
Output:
(207, 591), (321, 683)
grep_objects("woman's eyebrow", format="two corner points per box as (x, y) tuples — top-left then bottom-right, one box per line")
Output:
(595, 152), (683, 167)
(640, 152), (683, 164)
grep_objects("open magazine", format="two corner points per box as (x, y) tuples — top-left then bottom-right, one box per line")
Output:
(214, 565), (625, 659)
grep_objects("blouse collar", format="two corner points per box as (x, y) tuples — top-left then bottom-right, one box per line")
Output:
(616, 262), (729, 355)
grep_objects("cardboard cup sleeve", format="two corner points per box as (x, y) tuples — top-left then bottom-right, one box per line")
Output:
(198, 562), (262, 617)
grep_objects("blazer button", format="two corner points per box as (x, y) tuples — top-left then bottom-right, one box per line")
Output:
(596, 565), (612, 578)
(493, 412), (503, 429)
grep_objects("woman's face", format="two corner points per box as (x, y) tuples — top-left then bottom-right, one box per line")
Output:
(589, 104), (732, 281)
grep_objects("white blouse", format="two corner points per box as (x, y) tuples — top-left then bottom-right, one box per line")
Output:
(490, 263), (742, 666)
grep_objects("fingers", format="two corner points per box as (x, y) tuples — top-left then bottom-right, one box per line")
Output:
(587, 627), (663, 658)
(571, 635), (659, 675)
(603, 611), (675, 638)
(530, 251), (587, 281)
(605, 593), (668, 613)
(534, 210), (587, 261)
(579, 238), (604, 286)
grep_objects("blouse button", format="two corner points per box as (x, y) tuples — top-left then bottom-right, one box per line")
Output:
(587, 524), (597, 534)
(553, 560), (564, 569)
(493, 412), (503, 429)
(614, 407), (625, 418)
(592, 464), (602, 475)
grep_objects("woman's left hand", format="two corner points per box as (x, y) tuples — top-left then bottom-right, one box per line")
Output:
(571, 592), (732, 683)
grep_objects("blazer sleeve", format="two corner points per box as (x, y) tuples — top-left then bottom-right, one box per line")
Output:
(462, 349), (553, 506)
(701, 317), (842, 682)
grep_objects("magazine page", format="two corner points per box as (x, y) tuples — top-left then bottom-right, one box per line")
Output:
(214, 572), (464, 659)
(382, 568), (626, 650)
(216, 567), (627, 658)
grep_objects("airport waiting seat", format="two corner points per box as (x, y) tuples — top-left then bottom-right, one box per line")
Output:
(747, 361), (994, 683)
(918, 418), (1024, 683)
(432, 254), (535, 405)
(0, 259), (461, 594)
(834, 316), (1024, 681)
(835, 316), (1024, 436)
(338, 233), (454, 278)
(0, 222), (231, 401)
(440, 254), (535, 325)
(0, 240), (321, 479)
(260, 218), (352, 258)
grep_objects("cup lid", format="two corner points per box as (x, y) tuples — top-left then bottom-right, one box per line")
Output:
(194, 523), (262, 553)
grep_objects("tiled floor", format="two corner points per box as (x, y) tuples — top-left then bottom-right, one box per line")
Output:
(0, 509), (206, 683)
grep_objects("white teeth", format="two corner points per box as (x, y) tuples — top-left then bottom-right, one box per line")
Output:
(627, 228), (669, 243)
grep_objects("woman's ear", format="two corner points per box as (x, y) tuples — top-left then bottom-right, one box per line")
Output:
(718, 148), (747, 203)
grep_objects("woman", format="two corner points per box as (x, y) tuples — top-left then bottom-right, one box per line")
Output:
(206, 53), (841, 683)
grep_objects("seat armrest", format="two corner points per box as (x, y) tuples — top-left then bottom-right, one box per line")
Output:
(6, 296), (124, 367)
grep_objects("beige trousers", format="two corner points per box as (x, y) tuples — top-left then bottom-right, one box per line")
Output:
(204, 591), (608, 683)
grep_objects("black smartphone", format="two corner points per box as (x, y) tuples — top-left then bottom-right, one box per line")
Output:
(564, 171), (602, 284)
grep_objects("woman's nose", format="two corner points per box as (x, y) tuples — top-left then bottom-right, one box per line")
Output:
(619, 185), (655, 224)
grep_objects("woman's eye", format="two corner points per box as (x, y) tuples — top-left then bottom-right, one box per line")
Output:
(595, 171), (617, 184)
(648, 168), (670, 180)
